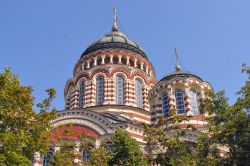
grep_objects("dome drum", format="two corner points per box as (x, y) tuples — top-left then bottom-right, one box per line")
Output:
(73, 49), (155, 79)
(64, 44), (157, 112)
(149, 70), (212, 127)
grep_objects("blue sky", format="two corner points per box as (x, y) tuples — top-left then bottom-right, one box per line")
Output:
(0, 0), (249, 111)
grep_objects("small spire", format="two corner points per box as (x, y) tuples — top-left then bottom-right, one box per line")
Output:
(112, 4), (118, 31)
(175, 48), (181, 72)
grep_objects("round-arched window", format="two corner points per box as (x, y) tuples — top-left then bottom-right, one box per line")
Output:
(82, 149), (91, 163)
(79, 81), (85, 108)
(189, 88), (199, 115)
(116, 76), (125, 105)
(43, 147), (54, 166)
(175, 88), (185, 114)
(162, 92), (170, 117)
(96, 76), (105, 105)
(135, 79), (143, 108)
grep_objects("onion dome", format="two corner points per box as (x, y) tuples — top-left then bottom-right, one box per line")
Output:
(81, 5), (147, 59)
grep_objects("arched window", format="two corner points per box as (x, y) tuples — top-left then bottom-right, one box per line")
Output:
(96, 76), (105, 105)
(116, 76), (124, 105)
(162, 92), (170, 117)
(175, 88), (185, 114)
(79, 81), (85, 108)
(135, 79), (143, 108)
(43, 148), (54, 166)
(82, 150), (91, 163)
(189, 88), (199, 115)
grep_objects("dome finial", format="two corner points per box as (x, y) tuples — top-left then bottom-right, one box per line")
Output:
(175, 48), (181, 72)
(112, 4), (118, 31)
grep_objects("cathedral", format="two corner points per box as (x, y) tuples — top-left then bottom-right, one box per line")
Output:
(33, 6), (212, 166)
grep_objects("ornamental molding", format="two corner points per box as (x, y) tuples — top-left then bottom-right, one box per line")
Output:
(64, 79), (74, 96)
(83, 105), (151, 115)
(151, 76), (211, 96)
(81, 42), (148, 59)
(89, 66), (110, 79)
(108, 66), (131, 78)
(51, 110), (115, 134)
(51, 119), (108, 135)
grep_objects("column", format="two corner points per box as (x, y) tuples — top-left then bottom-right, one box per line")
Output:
(94, 57), (97, 66)
(118, 55), (122, 64)
(110, 55), (113, 63)
(142, 87), (149, 111)
(87, 60), (90, 69)
(101, 55), (105, 64)
(126, 56), (130, 65)
(103, 77), (115, 104)
(134, 59), (137, 67)
(168, 86), (175, 112)
(146, 66), (149, 74)
(85, 80), (95, 107)
(125, 80), (136, 107)
(185, 88), (192, 116)
(141, 62), (144, 70)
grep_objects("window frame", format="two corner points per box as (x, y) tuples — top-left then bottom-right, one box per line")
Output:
(116, 75), (125, 105)
(189, 88), (199, 115)
(174, 88), (186, 114)
(96, 76), (105, 105)
(162, 92), (170, 117)
(79, 81), (86, 108)
(135, 79), (143, 108)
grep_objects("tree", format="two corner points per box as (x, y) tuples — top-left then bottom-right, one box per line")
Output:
(143, 125), (165, 163)
(0, 67), (56, 166)
(195, 132), (221, 166)
(199, 64), (250, 165)
(79, 133), (95, 166)
(48, 141), (76, 166)
(109, 128), (147, 166)
(143, 65), (250, 165)
(89, 148), (112, 166)
(144, 109), (196, 166)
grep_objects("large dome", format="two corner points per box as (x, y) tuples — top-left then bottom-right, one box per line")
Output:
(81, 30), (147, 59)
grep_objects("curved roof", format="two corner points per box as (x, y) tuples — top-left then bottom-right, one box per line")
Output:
(81, 31), (147, 59)
(160, 70), (204, 82)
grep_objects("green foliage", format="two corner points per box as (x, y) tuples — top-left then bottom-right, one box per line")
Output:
(144, 109), (196, 166)
(155, 134), (195, 166)
(199, 64), (250, 165)
(143, 64), (250, 166)
(195, 133), (221, 166)
(79, 133), (95, 152)
(143, 125), (165, 163)
(109, 128), (147, 166)
(48, 141), (76, 166)
(0, 67), (56, 166)
(89, 148), (112, 166)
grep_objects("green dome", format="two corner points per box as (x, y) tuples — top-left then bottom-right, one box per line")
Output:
(81, 31), (147, 59)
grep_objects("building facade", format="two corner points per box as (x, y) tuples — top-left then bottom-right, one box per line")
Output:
(33, 8), (212, 166)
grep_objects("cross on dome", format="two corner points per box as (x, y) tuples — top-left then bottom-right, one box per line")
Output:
(112, 4), (118, 32)
(175, 48), (181, 72)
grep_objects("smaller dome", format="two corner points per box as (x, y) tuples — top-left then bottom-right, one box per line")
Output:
(160, 70), (204, 82)
(161, 49), (205, 83)
(81, 31), (147, 59)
